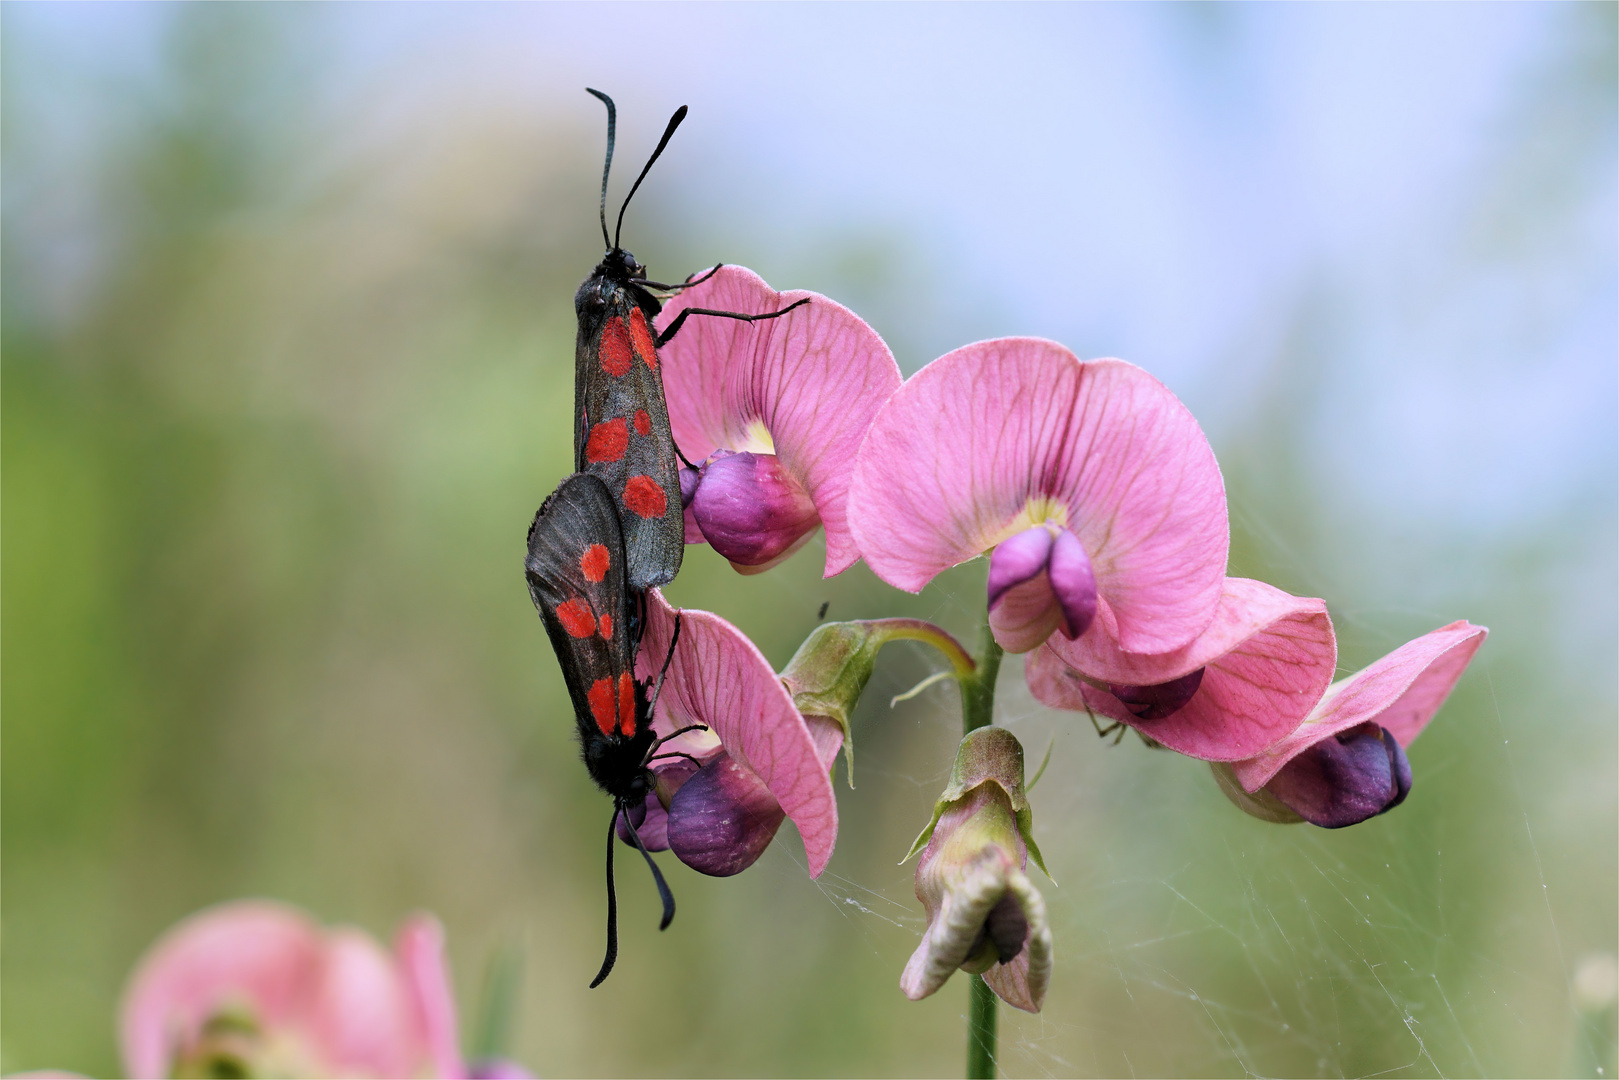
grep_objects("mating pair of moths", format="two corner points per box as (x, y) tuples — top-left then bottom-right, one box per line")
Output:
(524, 91), (806, 987)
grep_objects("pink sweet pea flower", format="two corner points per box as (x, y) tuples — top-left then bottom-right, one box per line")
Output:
(1217, 620), (1488, 827)
(847, 338), (1228, 656)
(119, 900), (523, 1079)
(626, 588), (840, 877)
(1025, 577), (1338, 761)
(658, 266), (902, 575)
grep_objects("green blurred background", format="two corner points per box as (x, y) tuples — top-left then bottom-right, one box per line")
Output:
(4, 4), (1614, 1077)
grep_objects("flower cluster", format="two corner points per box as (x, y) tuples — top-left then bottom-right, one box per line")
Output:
(116, 900), (526, 1079)
(607, 270), (1486, 1017)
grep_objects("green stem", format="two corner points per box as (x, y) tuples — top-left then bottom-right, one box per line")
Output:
(963, 617), (1004, 1078)
(863, 618), (978, 679)
(960, 620), (1003, 733)
(967, 974), (998, 1078)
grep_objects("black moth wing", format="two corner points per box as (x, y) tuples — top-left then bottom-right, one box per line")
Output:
(525, 473), (656, 801)
(573, 272), (685, 593)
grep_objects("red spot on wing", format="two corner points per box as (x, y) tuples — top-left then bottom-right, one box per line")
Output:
(633, 408), (652, 436)
(598, 612), (613, 639)
(622, 475), (668, 519)
(556, 597), (596, 638)
(586, 418), (629, 464)
(580, 543), (610, 582)
(629, 309), (658, 371)
(599, 317), (633, 377)
(617, 671), (636, 736)
(588, 678), (616, 736)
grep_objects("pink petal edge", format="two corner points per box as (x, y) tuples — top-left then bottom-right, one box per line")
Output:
(1231, 621), (1488, 792)
(395, 914), (466, 1080)
(848, 338), (1227, 654)
(659, 266), (902, 577)
(638, 588), (839, 876)
(1027, 579), (1337, 761)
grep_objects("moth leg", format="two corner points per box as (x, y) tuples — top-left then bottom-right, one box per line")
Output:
(637, 263), (722, 291)
(646, 612), (684, 714)
(656, 297), (811, 348)
(647, 751), (703, 767)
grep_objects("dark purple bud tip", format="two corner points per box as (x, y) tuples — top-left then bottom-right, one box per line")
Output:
(666, 752), (786, 876)
(692, 451), (820, 568)
(982, 891), (1028, 964)
(1108, 667), (1205, 721)
(1265, 722), (1413, 828)
(615, 791), (670, 852)
(679, 464), (701, 509)
(987, 525), (1054, 610)
(1047, 527), (1097, 639)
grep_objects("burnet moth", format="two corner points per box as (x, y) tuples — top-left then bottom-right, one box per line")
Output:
(574, 89), (808, 591)
(525, 472), (703, 987)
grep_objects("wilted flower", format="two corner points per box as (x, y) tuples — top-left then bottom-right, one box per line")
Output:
(1025, 577), (1338, 760)
(848, 338), (1228, 656)
(658, 265), (902, 574)
(119, 900), (525, 1080)
(625, 589), (840, 876)
(1214, 620), (1488, 827)
(902, 727), (1052, 1013)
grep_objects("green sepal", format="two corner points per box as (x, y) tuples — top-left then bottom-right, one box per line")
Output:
(1210, 761), (1305, 825)
(780, 621), (882, 787)
(903, 726), (1050, 879)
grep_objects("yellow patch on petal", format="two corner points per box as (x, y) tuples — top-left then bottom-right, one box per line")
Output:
(977, 497), (1073, 551)
(735, 418), (776, 455)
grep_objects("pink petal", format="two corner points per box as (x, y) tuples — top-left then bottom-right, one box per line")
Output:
(1027, 579), (1337, 760)
(1232, 621), (1488, 791)
(658, 266), (902, 577)
(307, 927), (425, 1078)
(119, 900), (326, 1080)
(395, 914), (465, 1080)
(848, 339), (1228, 653)
(638, 589), (839, 876)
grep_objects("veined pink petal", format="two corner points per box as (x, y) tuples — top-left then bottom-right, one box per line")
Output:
(1026, 579), (1337, 760)
(658, 266), (902, 577)
(307, 927), (426, 1078)
(120, 901), (326, 1080)
(1232, 621), (1488, 792)
(395, 914), (465, 1080)
(638, 589), (839, 876)
(848, 339), (1227, 653)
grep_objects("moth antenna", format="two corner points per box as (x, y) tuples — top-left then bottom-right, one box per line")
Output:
(586, 88), (615, 251)
(588, 806), (620, 988)
(623, 809), (676, 930)
(614, 105), (688, 250)
(647, 612), (684, 716)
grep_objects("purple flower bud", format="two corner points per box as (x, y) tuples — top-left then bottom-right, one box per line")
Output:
(679, 464), (705, 543)
(1264, 722), (1412, 828)
(665, 752), (787, 876)
(1107, 667), (1206, 721)
(690, 450), (821, 571)
(986, 524), (1098, 652)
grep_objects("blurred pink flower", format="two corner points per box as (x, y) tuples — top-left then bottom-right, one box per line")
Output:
(1026, 577), (1338, 761)
(119, 900), (525, 1080)
(626, 589), (840, 877)
(1216, 620), (1488, 827)
(848, 338), (1228, 656)
(658, 265), (902, 575)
